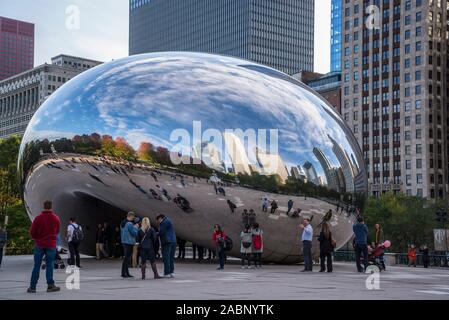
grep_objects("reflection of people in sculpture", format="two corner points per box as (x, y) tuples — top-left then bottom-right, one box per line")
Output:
(156, 185), (171, 200)
(248, 209), (256, 226)
(173, 194), (191, 211)
(149, 189), (162, 200)
(270, 200), (278, 213)
(287, 199), (294, 215)
(150, 172), (158, 181)
(218, 186), (226, 196)
(227, 199), (237, 213)
(262, 198), (268, 212)
(241, 209), (249, 226)
(291, 208), (302, 218)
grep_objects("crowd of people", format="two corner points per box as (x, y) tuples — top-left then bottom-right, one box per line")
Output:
(22, 194), (440, 294)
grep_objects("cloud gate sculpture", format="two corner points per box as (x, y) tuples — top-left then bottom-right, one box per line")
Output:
(18, 52), (367, 263)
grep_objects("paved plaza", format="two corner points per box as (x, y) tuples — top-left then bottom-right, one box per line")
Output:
(1, 255), (449, 300)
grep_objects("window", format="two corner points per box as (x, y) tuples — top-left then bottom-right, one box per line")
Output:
(416, 114), (422, 124)
(406, 160), (412, 170)
(417, 174), (423, 184)
(416, 129), (422, 139)
(405, 116), (411, 126)
(416, 159), (422, 169)
(416, 144), (422, 154)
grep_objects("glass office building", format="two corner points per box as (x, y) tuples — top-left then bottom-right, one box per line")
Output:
(129, 0), (315, 75)
(330, 0), (342, 72)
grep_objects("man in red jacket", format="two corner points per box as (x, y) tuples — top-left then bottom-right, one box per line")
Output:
(27, 201), (61, 293)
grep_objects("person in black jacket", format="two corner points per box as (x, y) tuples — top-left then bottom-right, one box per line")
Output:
(138, 217), (161, 280)
(95, 224), (108, 260)
(318, 222), (334, 272)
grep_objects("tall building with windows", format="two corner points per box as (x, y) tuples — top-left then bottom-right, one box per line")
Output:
(0, 16), (34, 81)
(342, 0), (449, 199)
(0, 55), (102, 138)
(129, 0), (315, 75)
(331, 0), (343, 71)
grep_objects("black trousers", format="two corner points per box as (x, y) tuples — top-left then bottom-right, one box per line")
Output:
(121, 244), (133, 276)
(0, 247), (3, 267)
(320, 251), (333, 271)
(303, 240), (313, 271)
(355, 244), (368, 272)
(68, 241), (81, 267)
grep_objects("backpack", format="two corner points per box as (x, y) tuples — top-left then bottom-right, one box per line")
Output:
(70, 224), (84, 243)
(253, 234), (262, 250)
(224, 237), (233, 251)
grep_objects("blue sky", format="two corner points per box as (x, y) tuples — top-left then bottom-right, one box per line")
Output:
(1, 0), (331, 73)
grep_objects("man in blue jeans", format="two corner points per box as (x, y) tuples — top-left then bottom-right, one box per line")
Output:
(156, 214), (177, 278)
(28, 201), (61, 293)
(353, 216), (369, 272)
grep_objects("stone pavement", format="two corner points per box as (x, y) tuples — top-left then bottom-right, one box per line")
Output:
(1, 255), (449, 300)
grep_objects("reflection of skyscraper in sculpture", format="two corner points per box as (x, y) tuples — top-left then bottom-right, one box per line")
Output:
(303, 161), (320, 185)
(192, 142), (226, 172)
(291, 165), (307, 182)
(223, 132), (253, 175)
(328, 135), (355, 192)
(313, 147), (339, 191)
(254, 147), (289, 182)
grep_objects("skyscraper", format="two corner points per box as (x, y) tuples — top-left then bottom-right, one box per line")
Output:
(330, 0), (342, 71)
(342, 0), (449, 198)
(0, 16), (34, 81)
(129, 0), (315, 75)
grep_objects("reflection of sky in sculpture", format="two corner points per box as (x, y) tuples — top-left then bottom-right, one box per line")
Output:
(23, 52), (362, 187)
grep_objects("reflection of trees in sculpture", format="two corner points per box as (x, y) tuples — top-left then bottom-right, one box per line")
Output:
(21, 132), (364, 208)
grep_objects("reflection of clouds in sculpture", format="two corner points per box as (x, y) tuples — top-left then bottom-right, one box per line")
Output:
(21, 52), (364, 192)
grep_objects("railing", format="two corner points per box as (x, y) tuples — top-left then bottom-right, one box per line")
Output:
(334, 250), (449, 268)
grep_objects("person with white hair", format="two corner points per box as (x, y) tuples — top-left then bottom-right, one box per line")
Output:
(138, 217), (161, 280)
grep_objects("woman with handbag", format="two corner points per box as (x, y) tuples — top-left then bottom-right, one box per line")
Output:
(137, 217), (161, 280)
(240, 225), (253, 269)
(212, 224), (227, 270)
(318, 222), (335, 273)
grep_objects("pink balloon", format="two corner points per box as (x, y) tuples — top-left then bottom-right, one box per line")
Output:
(383, 240), (391, 248)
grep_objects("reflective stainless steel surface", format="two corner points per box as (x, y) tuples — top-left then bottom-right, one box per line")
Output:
(18, 52), (367, 263)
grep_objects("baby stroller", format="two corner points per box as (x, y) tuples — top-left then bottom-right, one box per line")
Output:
(42, 248), (66, 270)
(367, 241), (391, 272)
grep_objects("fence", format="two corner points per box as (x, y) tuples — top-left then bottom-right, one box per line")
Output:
(334, 250), (449, 268)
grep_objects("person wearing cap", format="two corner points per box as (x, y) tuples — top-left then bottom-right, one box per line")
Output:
(120, 212), (139, 278)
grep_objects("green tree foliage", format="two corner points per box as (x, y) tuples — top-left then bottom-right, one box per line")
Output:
(364, 192), (441, 252)
(0, 135), (32, 253)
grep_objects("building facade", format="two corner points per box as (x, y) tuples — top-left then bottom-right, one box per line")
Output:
(0, 16), (34, 81)
(0, 55), (102, 138)
(342, 0), (449, 198)
(129, 0), (315, 75)
(331, 0), (343, 71)
(295, 71), (342, 114)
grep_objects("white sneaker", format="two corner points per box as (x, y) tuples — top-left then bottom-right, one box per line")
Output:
(162, 274), (171, 278)
(170, 273), (175, 278)
(241, 266), (245, 269)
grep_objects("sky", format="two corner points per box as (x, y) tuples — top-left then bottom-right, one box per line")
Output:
(1, 0), (332, 73)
